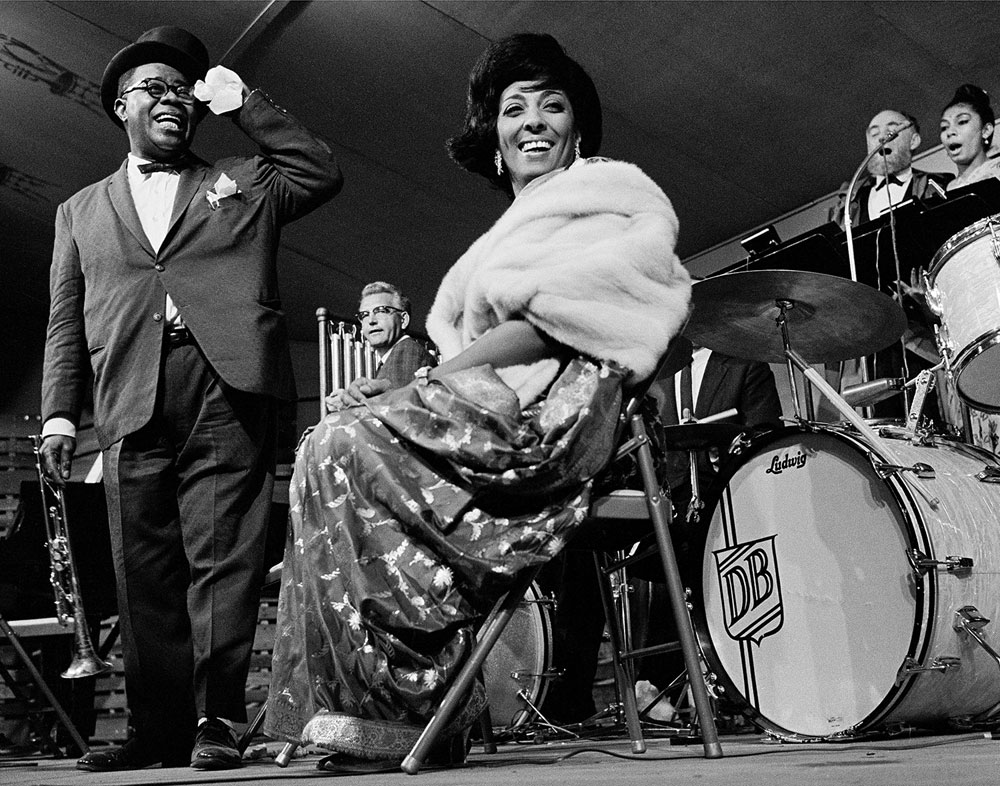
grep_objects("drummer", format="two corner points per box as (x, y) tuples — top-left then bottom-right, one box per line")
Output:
(830, 108), (953, 227)
(631, 347), (782, 715)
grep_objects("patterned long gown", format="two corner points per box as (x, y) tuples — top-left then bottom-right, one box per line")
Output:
(264, 359), (624, 759)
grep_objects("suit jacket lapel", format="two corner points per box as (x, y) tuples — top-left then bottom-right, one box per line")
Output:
(164, 163), (209, 249)
(107, 161), (155, 258)
(661, 376), (679, 425)
(696, 352), (730, 418)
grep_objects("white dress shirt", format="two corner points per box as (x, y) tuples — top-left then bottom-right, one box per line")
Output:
(867, 167), (912, 220)
(674, 347), (711, 421)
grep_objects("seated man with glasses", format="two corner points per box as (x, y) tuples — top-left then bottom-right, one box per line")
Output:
(326, 281), (437, 411)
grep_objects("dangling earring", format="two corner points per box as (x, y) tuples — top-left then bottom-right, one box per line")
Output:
(574, 137), (582, 160)
(494, 149), (504, 176)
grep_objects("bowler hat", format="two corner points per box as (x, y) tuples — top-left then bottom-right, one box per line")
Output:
(101, 26), (210, 126)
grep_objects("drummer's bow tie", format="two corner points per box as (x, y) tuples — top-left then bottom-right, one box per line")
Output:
(137, 159), (189, 175)
(874, 174), (904, 190)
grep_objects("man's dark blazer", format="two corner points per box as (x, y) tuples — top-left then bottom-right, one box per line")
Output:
(41, 91), (342, 448)
(831, 168), (954, 227)
(374, 334), (437, 390)
(649, 351), (783, 488)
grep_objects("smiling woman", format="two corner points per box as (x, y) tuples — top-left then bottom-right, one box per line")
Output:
(264, 32), (690, 773)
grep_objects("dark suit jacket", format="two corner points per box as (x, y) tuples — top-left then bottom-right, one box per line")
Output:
(831, 168), (954, 227)
(374, 335), (437, 390)
(41, 90), (342, 448)
(649, 351), (782, 488)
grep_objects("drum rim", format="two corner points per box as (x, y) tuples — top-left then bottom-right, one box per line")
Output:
(928, 212), (1000, 280)
(951, 330), (1000, 412)
(690, 424), (936, 741)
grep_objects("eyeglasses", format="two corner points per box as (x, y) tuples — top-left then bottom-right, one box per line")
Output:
(120, 78), (196, 103)
(355, 305), (403, 323)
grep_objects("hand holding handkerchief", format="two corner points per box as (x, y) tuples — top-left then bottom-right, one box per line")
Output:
(194, 66), (245, 115)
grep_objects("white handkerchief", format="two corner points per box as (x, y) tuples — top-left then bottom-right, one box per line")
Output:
(194, 65), (244, 115)
(206, 173), (240, 209)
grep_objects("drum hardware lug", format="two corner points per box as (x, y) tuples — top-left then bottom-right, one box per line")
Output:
(933, 322), (953, 357)
(954, 606), (1000, 671)
(924, 276), (944, 319)
(976, 466), (1000, 483)
(874, 461), (935, 480)
(728, 432), (752, 456)
(907, 549), (973, 575)
(895, 655), (962, 684)
(511, 668), (564, 681)
(988, 216), (1000, 263)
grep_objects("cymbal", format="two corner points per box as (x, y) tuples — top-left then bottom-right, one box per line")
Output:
(661, 422), (745, 451)
(684, 270), (907, 364)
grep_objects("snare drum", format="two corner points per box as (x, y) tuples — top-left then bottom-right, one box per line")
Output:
(482, 582), (554, 731)
(695, 425), (1000, 740)
(928, 214), (1000, 411)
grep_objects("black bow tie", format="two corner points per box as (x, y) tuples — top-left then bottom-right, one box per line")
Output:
(137, 159), (189, 175)
(874, 174), (904, 190)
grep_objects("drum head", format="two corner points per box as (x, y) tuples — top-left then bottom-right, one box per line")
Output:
(695, 429), (921, 739)
(481, 582), (552, 731)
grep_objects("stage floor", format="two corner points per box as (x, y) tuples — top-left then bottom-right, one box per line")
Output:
(2, 731), (996, 786)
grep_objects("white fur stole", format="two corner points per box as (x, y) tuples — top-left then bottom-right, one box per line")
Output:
(426, 159), (691, 405)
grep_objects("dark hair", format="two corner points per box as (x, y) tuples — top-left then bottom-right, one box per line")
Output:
(943, 83), (995, 146)
(901, 110), (920, 135)
(447, 33), (602, 196)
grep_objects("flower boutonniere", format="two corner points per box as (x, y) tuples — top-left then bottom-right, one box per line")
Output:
(206, 173), (240, 210)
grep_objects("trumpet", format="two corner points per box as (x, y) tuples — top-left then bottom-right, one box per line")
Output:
(32, 436), (114, 679)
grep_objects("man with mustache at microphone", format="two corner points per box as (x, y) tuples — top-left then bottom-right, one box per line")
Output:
(831, 109), (953, 227)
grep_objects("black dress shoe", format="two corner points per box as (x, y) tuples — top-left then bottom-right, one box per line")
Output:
(190, 718), (242, 770)
(77, 741), (160, 772)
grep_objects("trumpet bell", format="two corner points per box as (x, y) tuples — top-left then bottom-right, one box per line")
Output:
(62, 648), (114, 679)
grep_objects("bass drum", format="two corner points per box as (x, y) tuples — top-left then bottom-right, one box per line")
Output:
(694, 425), (1000, 740)
(482, 582), (553, 731)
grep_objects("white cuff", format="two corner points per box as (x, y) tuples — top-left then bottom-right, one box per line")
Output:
(42, 417), (77, 440)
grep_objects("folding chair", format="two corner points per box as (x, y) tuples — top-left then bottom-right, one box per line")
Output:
(402, 338), (724, 774)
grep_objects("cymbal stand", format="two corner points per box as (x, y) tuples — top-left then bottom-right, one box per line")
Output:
(784, 347), (940, 509)
(775, 300), (815, 422)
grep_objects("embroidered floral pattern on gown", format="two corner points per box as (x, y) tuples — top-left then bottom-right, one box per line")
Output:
(264, 359), (624, 758)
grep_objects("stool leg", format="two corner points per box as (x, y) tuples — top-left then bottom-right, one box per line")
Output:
(631, 415), (723, 759)
(237, 702), (268, 754)
(594, 553), (646, 754)
(275, 742), (298, 767)
(0, 615), (89, 756)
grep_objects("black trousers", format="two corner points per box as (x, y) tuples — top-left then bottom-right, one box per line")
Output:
(102, 341), (275, 761)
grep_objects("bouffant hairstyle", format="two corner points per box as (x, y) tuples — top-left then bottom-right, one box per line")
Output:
(447, 33), (602, 197)
(943, 83), (995, 146)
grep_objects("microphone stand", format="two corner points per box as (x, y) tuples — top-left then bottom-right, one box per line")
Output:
(841, 122), (915, 411)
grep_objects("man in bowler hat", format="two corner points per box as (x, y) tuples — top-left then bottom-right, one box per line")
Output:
(39, 26), (342, 770)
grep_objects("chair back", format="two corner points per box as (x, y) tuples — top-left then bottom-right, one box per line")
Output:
(316, 307), (381, 418)
(616, 334), (692, 443)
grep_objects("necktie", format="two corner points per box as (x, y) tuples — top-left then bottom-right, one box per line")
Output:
(137, 159), (189, 175)
(679, 362), (694, 422)
(874, 174), (904, 191)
